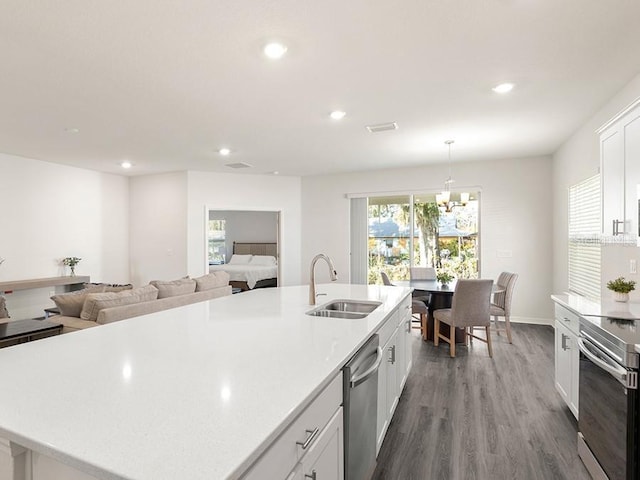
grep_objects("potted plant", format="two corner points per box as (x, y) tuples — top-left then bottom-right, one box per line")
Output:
(606, 276), (636, 302)
(436, 270), (454, 287)
(62, 257), (82, 276)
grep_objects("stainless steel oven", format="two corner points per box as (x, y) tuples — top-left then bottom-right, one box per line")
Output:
(578, 317), (639, 480)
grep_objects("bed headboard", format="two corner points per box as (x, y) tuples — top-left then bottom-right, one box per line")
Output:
(233, 242), (278, 257)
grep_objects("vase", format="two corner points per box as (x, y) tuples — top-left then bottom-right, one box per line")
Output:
(70, 266), (75, 276)
(613, 291), (629, 303)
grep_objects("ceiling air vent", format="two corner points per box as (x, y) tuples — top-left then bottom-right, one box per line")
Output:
(366, 122), (398, 133)
(225, 162), (252, 169)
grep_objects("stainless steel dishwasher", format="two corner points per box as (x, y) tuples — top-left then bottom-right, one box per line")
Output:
(343, 334), (383, 480)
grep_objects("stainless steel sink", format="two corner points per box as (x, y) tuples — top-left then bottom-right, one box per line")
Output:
(306, 299), (382, 319)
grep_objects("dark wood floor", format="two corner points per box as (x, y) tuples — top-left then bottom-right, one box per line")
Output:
(372, 323), (590, 480)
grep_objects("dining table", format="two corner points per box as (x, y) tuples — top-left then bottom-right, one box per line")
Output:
(395, 279), (505, 343)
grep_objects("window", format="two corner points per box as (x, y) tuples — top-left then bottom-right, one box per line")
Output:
(208, 219), (226, 264)
(568, 174), (601, 299)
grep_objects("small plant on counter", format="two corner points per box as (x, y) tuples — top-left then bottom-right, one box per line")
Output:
(606, 276), (636, 293)
(62, 257), (82, 276)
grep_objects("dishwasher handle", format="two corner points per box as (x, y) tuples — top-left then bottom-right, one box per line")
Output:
(577, 336), (636, 389)
(350, 347), (383, 388)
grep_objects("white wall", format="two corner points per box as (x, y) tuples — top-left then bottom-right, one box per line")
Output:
(302, 156), (553, 323)
(129, 172), (188, 286)
(552, 72), (640, 302)
(0, 153), (129, 318)
(187, 172), (302, 286)
(209, 210), (278, 259)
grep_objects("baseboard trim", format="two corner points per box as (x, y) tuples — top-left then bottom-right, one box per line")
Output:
(508, 316), (553, 326)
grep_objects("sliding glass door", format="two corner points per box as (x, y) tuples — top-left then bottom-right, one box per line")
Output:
(364, 192), (479, 285)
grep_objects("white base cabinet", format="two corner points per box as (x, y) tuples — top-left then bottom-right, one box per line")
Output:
(376, 295), (412, 455)
(553, 303), (580, 419)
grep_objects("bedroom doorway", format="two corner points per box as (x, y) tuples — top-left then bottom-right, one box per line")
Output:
(205, 209), (280, 291)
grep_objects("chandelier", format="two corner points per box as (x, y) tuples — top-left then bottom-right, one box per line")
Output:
(436, 140), (470, 212)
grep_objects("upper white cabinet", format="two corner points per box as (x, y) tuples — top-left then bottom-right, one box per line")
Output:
(599, 100), (640, 238)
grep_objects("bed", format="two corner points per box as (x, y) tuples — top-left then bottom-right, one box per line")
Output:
(209, 242), (278, 291)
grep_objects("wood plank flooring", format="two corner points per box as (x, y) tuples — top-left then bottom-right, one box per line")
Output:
(372, 323), (590, 480)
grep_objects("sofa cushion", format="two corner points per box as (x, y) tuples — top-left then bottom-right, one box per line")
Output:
(194, 271), (230, 292)
(150, 278), (196, 299)
(80, 285), (159, 321)
(51, 285), (107, 317)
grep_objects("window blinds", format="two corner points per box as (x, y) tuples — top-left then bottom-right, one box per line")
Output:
(568, 174), (601, 299)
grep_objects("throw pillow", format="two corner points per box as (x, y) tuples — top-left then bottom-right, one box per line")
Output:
(80, 285), (159, 322)
(83, 282), (134, 293)
(149, 278), (196, 299)
(0, 296), (9, 319)
(194, 271), (230, 292)
(228, 254), (253, 265)
(249, 255), (277, 266)
(51, 285), (107, 317)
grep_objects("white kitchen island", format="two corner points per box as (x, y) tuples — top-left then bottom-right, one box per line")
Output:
(0, 284), (411, 480)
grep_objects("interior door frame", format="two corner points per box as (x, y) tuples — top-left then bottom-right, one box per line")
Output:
(204, 206), (282, 284)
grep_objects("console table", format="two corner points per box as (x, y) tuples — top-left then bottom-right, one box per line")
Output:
(0, 276), (90, 294)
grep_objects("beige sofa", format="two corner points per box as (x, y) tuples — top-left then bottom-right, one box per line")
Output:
(51, 272), (231, 333)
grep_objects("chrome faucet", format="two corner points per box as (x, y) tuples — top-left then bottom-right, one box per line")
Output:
(309, 254), (338, 305)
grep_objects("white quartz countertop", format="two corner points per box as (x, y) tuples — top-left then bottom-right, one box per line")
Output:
(551, 292), (640, 320)
(0, 284), (410, 480)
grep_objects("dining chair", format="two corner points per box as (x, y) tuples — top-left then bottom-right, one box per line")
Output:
(410, 267), (436, 280)
(433, 279), (494, 357)
(380, 271), (394, 286)
(381, 272), (427, 337)
(412, 299), (428, 339)
(490, 272), (518, 344)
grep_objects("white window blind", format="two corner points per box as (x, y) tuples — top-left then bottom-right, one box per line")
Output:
(568, 174), (601, 299)
(350, 198), (368, 284)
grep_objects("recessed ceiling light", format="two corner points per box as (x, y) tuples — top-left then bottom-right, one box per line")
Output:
(120, 161), (132, 169)
(263, 42), (287, 59)
(492, 83), (514, 94)
(218, 148), (231, 156)
(272, 171), (280, 175)
(330, 111), (346, 120)
(65, 127), (80, 134)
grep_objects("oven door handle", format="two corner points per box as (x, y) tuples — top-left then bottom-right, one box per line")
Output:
(577, 336), (633, 387)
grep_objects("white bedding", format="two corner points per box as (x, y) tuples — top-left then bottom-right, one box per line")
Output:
(208, 264), (277, 289)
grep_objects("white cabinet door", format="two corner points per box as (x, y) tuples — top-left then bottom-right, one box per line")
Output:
(569, 330), (580, 417)
(376, 336), (388, 454)
(376, 325), (398, 454)
(300, 408), (344, 480)
(554, 321), (572, 406)
(554, 321), (579, 419)
(624, 110), (640, 239)
(601, 124), (625, 235)
(385, 328), (399, 423)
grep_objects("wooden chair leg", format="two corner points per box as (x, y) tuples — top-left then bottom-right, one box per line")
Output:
(450, 325), (456, 357)
(486, 325), (493, 358)
(434, 317), (439, 346)
(421, 313), (427, 341)
(494, 315), (501, 336)
(505, 315), (513, 344)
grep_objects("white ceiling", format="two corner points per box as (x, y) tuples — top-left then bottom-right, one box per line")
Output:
(2, 1), (640, 177)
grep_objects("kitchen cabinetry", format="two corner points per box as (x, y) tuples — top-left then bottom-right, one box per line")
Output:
(554, 303), (580, 419)
(243, 372), (343, 480)
(599, 99), (640, 238)
(376, 295), (412, 454)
